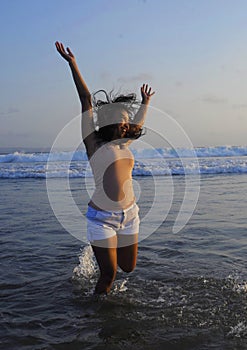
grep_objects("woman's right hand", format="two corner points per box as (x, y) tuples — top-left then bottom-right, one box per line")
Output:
(55, 41), (75, 64)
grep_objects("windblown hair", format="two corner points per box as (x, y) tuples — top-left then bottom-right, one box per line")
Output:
(92, 90), (145, 142)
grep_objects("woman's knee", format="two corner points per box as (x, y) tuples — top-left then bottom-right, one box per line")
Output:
(117, 241), (138, 273)
(119, 261), (136, 273)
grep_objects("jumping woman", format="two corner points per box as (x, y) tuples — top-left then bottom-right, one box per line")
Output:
(55, 42), (155, 294)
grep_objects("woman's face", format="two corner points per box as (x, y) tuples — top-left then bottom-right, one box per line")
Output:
(113, 109), (130, 139)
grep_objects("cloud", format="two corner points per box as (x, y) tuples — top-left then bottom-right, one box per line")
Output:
(0, 130), (32, 148)
(232, 103), (247, 109)
(0, 107), (20, 117)
(175, 81), (183, 87)
(200, 95), (228, 104)
(117, 73), (153, 84)
(99, 71), (112, 81)
(0, 130), (30, 138)
(237, 115), (247, 121)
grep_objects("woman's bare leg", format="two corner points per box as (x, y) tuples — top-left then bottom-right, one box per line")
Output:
(117, 233), (138, 272)
(91, 236), (117, 294)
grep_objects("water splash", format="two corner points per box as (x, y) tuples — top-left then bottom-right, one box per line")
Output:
(226, 274), (247, 293)
(72, 244), (98, 281)
(227, 322), (247, 338)
(113, 278), (128, 294)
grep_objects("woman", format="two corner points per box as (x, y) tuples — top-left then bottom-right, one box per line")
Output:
(55, 42), (155, 294)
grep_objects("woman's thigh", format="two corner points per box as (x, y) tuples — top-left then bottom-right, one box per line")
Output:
(117, 233), (138, 272)
(92, 236), (118, 275)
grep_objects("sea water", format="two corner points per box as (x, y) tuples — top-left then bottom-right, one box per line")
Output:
(0, 146), (247, 349)
(0, 145), (247, 178)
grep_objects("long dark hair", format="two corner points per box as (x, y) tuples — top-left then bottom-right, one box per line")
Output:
(92, 90), (145, 142)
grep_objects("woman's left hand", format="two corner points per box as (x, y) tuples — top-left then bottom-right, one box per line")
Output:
(55, 41), (76, 64)
(141, 84), (155, 104)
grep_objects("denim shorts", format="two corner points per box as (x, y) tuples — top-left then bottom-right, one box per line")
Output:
(86, 203), (140, 242)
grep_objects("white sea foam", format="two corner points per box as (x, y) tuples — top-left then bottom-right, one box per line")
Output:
(1, 145), (247, 163)
(0, 146), (247, 178)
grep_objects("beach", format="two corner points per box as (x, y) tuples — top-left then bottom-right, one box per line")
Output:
(1, 147), (247, 349)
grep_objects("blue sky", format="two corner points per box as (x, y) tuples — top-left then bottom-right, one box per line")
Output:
(1, 0), (247, 149)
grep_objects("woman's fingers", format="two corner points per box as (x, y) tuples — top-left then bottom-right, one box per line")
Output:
(55, 41), (75, 62)
(55, 41), (60, 51)
(66, 47), (74, 57)
(55, 41), (64, 54)
(141, 84), (155, 97)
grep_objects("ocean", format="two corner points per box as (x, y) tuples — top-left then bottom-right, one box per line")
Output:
(1, 145), (247, 349)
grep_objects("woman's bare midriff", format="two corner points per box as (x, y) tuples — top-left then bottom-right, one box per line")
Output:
(89, 157), (135, 211)
(88, 198), (135, 211)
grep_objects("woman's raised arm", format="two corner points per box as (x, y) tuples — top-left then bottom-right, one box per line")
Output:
(132, 84), (155, 127)
(55, 42), (97, 156)
(55, 42), (92, 111)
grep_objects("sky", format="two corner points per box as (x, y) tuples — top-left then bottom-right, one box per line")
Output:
(1, 0), (247, 149)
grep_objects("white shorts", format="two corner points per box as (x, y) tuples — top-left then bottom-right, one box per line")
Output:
(86, 203), (140, 242)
